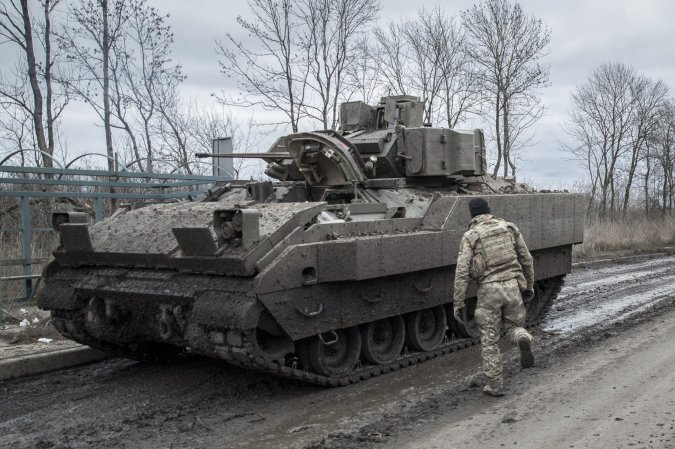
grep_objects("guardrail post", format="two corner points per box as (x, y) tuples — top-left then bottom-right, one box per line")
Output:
(0, 273), (4, 322)
(21, 195), (33, 300)
(95, 196), (103, 222)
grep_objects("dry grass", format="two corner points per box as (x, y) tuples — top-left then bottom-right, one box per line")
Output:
(574, 216), (675, 260)
(1, 197), (61, 313)
(6, 319), (65, 344)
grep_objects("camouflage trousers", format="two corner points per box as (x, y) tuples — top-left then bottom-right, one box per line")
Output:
(474, 278), (532, 384)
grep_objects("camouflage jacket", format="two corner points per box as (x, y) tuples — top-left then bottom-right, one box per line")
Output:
(453, 214), (534, 309)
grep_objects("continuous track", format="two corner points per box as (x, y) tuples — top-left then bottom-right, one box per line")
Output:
(50, 276), (564, 387)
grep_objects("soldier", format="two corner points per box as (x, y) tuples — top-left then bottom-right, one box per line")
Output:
(453, 197), (535, 397)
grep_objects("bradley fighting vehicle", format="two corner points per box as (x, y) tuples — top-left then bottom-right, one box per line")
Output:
(39, 96), (584, 386)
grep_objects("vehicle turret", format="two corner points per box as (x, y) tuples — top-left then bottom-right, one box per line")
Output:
(262, 96), (485, 186)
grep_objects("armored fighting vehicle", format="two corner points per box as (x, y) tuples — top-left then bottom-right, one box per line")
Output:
(39, 96), (583, 385)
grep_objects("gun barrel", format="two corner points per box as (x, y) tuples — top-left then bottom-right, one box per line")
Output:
(195, 152), (292, 159)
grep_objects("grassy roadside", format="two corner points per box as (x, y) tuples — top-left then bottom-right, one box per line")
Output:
(573, 216), (675, 261)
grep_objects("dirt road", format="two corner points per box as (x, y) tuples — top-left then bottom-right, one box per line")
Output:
(395, 300), (675, 449)
(1, 254), (674, 449)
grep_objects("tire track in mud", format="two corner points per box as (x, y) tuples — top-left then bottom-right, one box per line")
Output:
(566, 255), (675, 294)
(1, 255), (675, 449)
(542, 255), (675, 335)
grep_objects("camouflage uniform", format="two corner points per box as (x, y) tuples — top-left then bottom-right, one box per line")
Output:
(453, 213), (535, 389)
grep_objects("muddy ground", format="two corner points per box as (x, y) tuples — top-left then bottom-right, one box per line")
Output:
(1, 255), (674, 449)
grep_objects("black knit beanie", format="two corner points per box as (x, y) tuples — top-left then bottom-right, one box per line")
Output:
(469, 197), (490, 217)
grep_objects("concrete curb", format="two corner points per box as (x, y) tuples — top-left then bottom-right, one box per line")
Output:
(0, 346), (108, 382)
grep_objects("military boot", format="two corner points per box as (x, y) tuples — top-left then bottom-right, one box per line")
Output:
(518, 335), (535, 369)
(483, 381), (504, 397)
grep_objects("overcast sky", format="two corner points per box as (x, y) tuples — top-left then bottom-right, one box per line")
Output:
(12, 0), (675, 186)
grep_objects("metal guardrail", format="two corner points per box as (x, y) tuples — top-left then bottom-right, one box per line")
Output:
(0, 164), (231, 321)
(0, 261), (44, 322)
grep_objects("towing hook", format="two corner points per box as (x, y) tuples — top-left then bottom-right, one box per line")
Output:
(318, 330), (339, 346)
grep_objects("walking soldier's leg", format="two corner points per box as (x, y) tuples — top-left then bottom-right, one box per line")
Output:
(501, 278), (534, 368)
(474, 283), (505, 394)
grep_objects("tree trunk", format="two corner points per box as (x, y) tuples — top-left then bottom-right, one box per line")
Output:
(622, 154), (638, 216)
(587, 173), (599, 219)
(492, 90), (502, 177)
(503, 94), (511, 177)
(101, 0), (116, 210)
(43, 0), (55, 165)
(610, 175), (616, 220)
(19, 0), (50, 171)
(144, 116), (153, 173)
(643, 148), (650, 217)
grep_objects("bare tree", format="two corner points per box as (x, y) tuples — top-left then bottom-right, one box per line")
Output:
(621, 76), (668, 215)
(566, 63), (637, 218)
(217, 0), (379, 132)
(155, 96), (261, 179)
(58, 0), (130, 173)
(0, 67), (35, 166)
(651, 101), (675, 215)
(299, 0), (380, 129)
(100, 0), (114, 173)
(565, 62), (674, 219)
(462, 0), (550, 177)
(342, 36), (382, 105)
(153, 77), (191, 173)
(435, 13), (480, 129)
(418, 7), (479, 128)
(372, 7), (477, 127)
(58, 0), (183, 174)
(0, 0), (68, 169)
(371, 20), (409, 99)
(118, 1), (184, 172)
(216, 0), (308, 133)
(400, 11), (447, 124)
(189, 107), (261, 179)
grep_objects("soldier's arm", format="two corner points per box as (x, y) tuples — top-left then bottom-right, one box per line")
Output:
(513, 227), (534, 290)
(453, 234), (474, 309)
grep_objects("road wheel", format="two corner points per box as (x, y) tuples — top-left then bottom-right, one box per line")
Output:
(529, 275), (566, 324)
(308, 327), (361, 377)
(405, 306), (447, 352)
(361, 316), (405, 365)
(449, 297), (480, 338)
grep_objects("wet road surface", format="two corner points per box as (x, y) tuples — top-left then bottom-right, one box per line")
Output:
(396, 302), (675, 449)
(1, 254), (674, 449)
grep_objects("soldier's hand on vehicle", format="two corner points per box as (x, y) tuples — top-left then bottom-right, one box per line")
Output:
(453, 307), (465, 325)
(522, 289), (535, 304)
